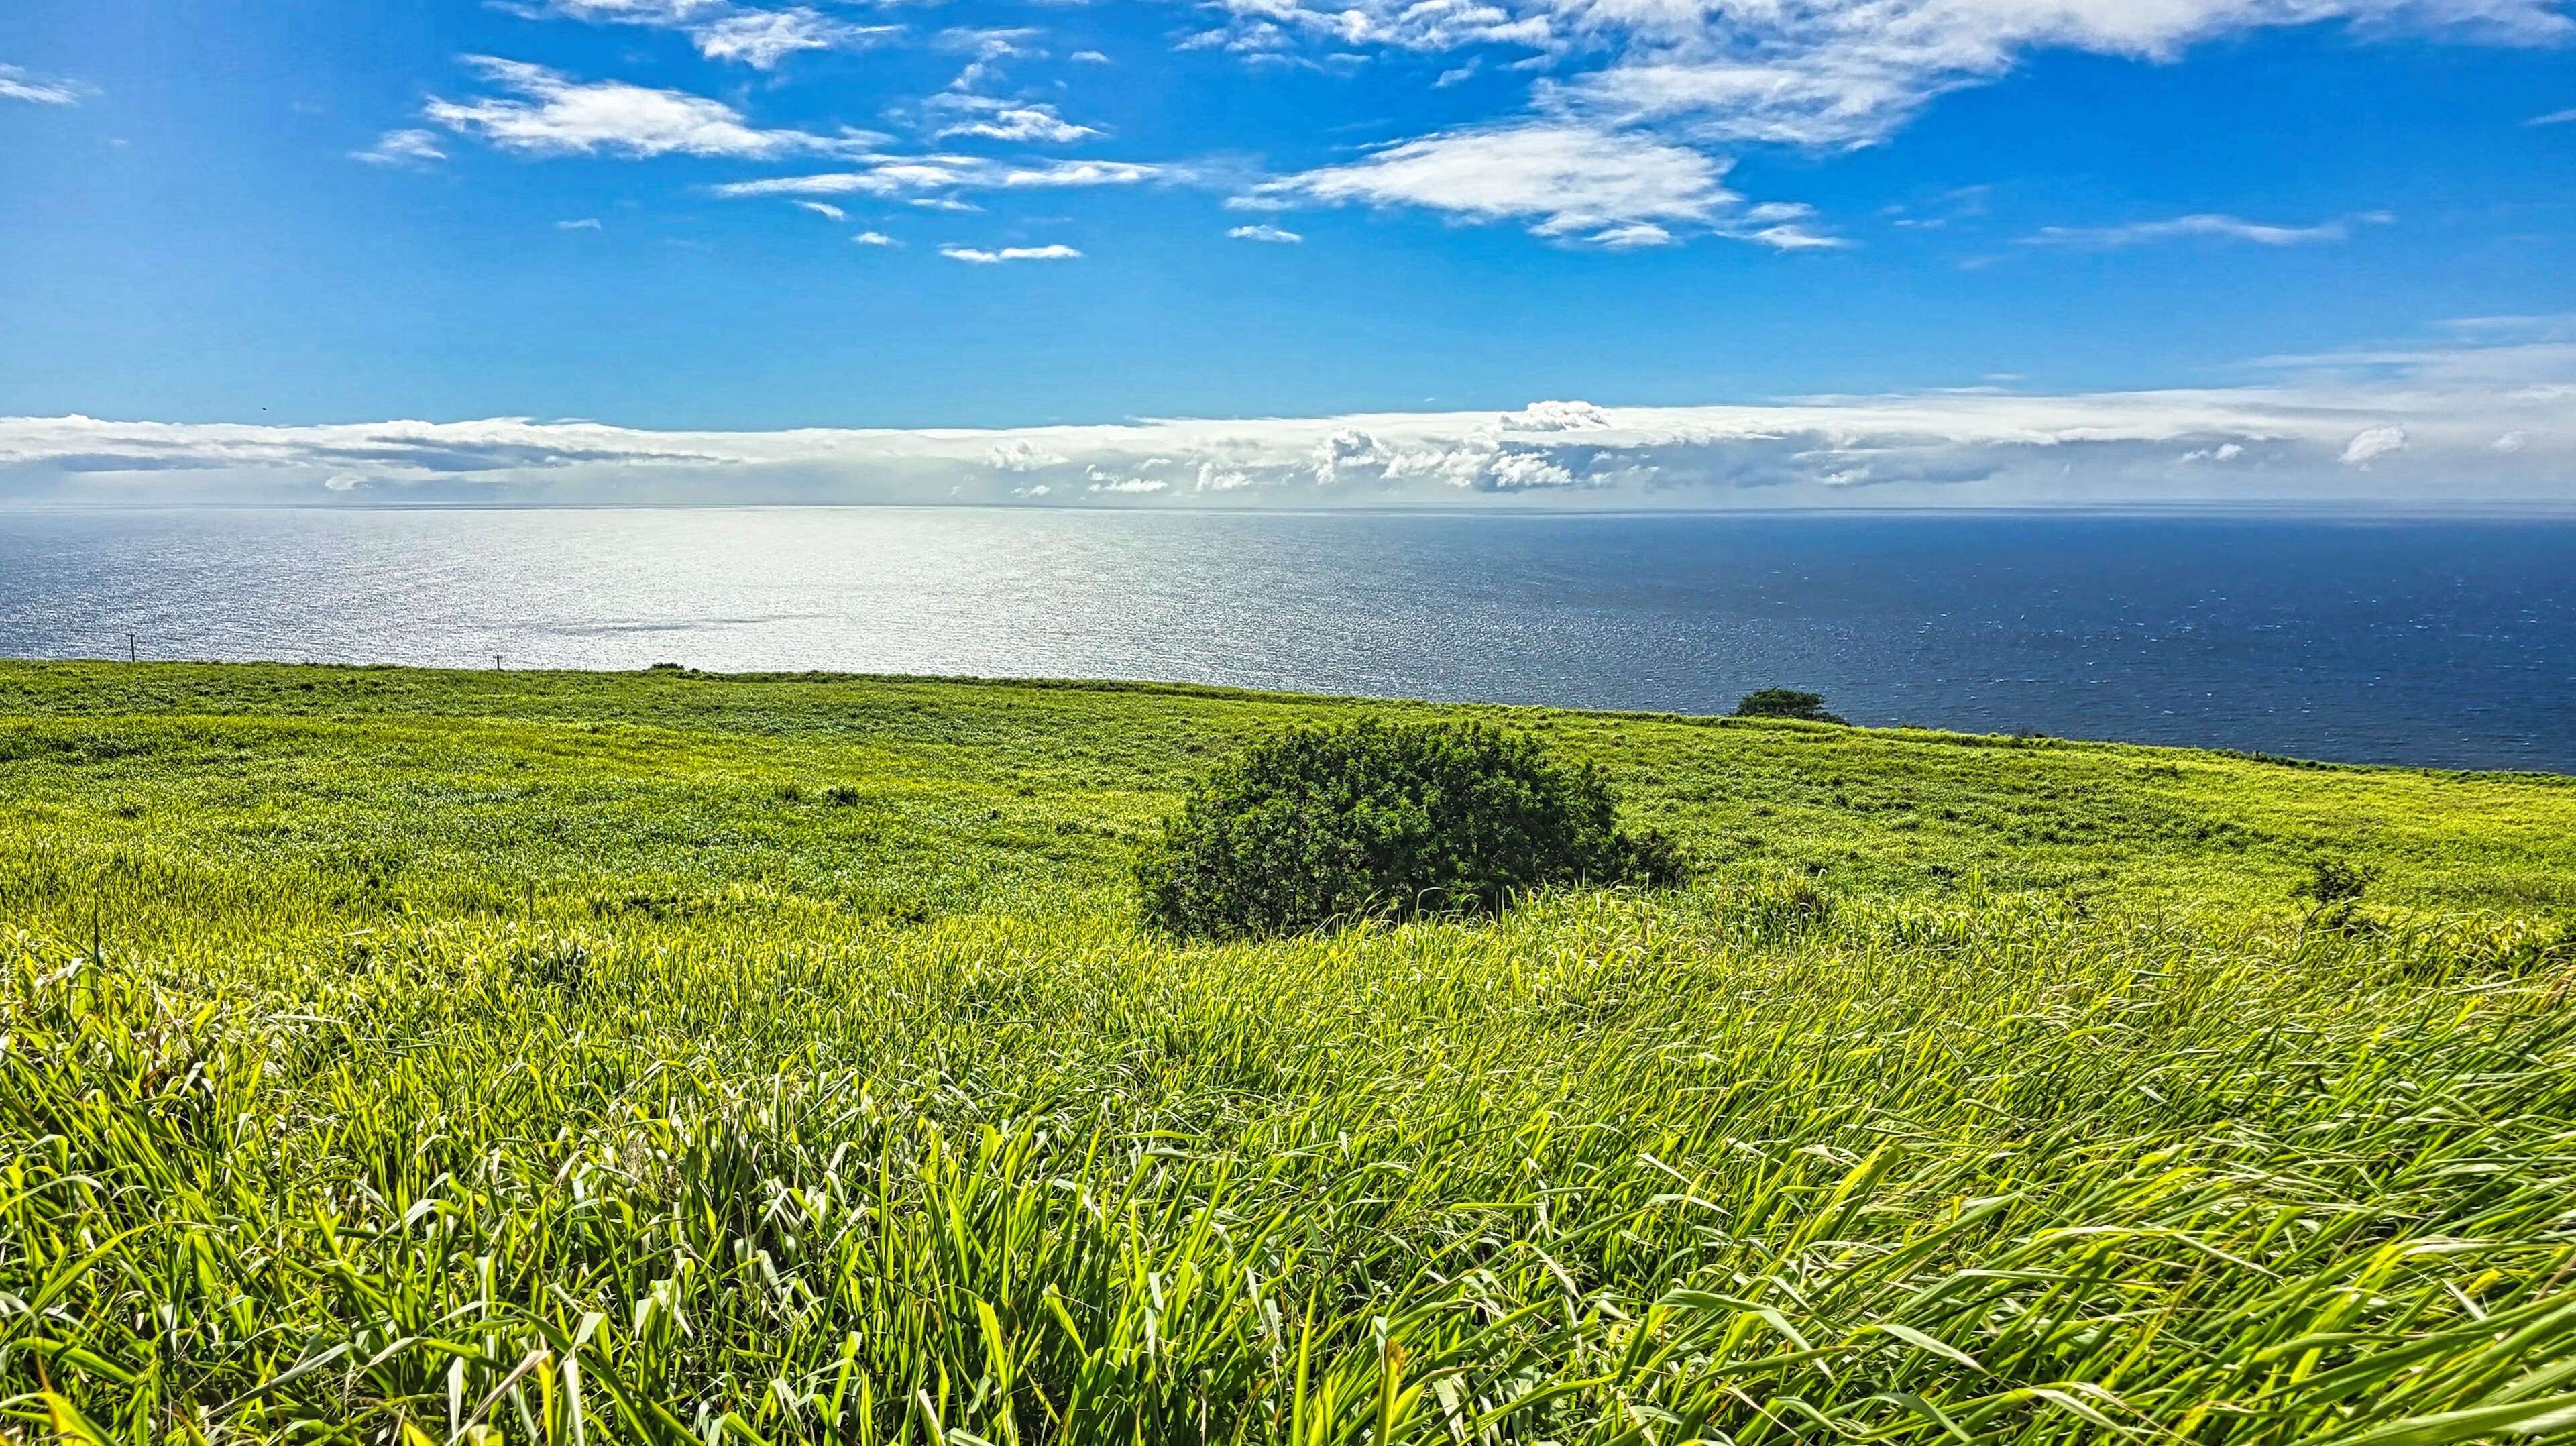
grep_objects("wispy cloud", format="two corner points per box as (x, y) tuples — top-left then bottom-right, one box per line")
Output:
(924, 94), (1101, 144)
(0, 62), (89, 105)
(852, 230), (899, 246)
(1244, 120), (1839, 249)
(514, 0), (892, 68)
(936, 26), (1044, 89)
(1245, 121), (1727, 247)
(2021, 211), (2392, 250)
(1227, 223), (1303, 242)
(716, 157), (1158, 203)
(354, 128), (449, 166)
(423, 57), (880, 159)
(1196, 0), (2571, 149)
(940, 243), (1082, 262)
(557, 217), (603, 229)
(1189, 0), (2561, 260)
(2529, 106), (2576, 125)
(792, 199), (846, 220)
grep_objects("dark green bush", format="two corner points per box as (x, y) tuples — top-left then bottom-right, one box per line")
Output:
(1135, 719), (1687, 940)
(2297, 854), (2382, 934)
(1734, 688), (1847, 724)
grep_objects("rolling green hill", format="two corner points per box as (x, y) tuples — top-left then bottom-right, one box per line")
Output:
(3, 661), (2573, 1445)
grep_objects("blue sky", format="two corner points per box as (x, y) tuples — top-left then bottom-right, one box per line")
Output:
(1, 0), (2571, 505)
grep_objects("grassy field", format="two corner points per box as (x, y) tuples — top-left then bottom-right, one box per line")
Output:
(3, 659), (2574, 1445)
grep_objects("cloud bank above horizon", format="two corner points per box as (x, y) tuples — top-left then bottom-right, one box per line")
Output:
(5, 327), (2566, 508)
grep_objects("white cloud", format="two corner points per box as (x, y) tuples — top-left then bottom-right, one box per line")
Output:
(999, 160), (1157, 187)
(7, 331), (2568, 507)
(355, 128), (449, 166)
(2180, 442), (2245, 461)
(1227, 223), (1304, 242)
(1245, 119), (1842, 248)
(936, 26), (1045, 89)
(1590, 222), (1673, 249)
(1249, 121), (1738, 245)
(1071, 49), (1112, 63)
(2339, 425), (2408, 466)
(519, 1), (890, 68)
(989, 439), (1071, 469)
(793, 199), (846, 220)
(1200, 0), (2571, 151)
(852, 230), (899, 245)
(0, 62), (88, 105)
(2527, 106), (2576, 125)
(940, 243), (1083, 262)
(2491, 430), (2530, 452)
(1506, 400), (1613, 431)
(425, 57), (876, 158)
(695, 9), (889, 67)
(557, 217), (603, 229)
(716, 157), (1157, 204)
(927, 95), (1101, 143)
(2023, 211), (2391, 249)
(1192, 0), (2561, 262)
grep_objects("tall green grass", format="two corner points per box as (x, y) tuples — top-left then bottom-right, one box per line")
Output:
(4, 663), (2575, 1443)
(6, 883), (2573, 1443)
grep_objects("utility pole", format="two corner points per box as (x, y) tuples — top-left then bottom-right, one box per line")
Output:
(494, 654), (504, 671)
(127, 633), (137, 663)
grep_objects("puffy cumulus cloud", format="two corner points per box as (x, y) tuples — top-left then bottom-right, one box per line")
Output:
(1314, 427), (1387, 482)
(1227, 223), (1304, 242)
(1507, 400), (1614, 431)
(423, 58), (881, 158)
(513, 0), (892, 68)
(988, 439), (1071, 469)
(5, 338), (2569, 507)
(2339, 425), (2409, 466)
(2023, 211), (2392, 249)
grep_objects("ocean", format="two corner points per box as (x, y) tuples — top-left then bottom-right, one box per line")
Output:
(1, 506), (2567, 772)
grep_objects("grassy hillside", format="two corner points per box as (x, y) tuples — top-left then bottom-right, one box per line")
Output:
(3, 661), (2573, 1445)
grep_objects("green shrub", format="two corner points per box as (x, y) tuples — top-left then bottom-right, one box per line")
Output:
(2298, 854), (2383, 934)
(1734, 688), (1847, 724)
(1135, 719), (1686, 940)
(2299, 854), (2379, 907)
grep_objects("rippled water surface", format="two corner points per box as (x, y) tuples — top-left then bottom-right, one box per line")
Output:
(1, 506), (2567, 771)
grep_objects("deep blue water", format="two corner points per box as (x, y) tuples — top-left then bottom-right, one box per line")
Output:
(1, 506), (2568, 772)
